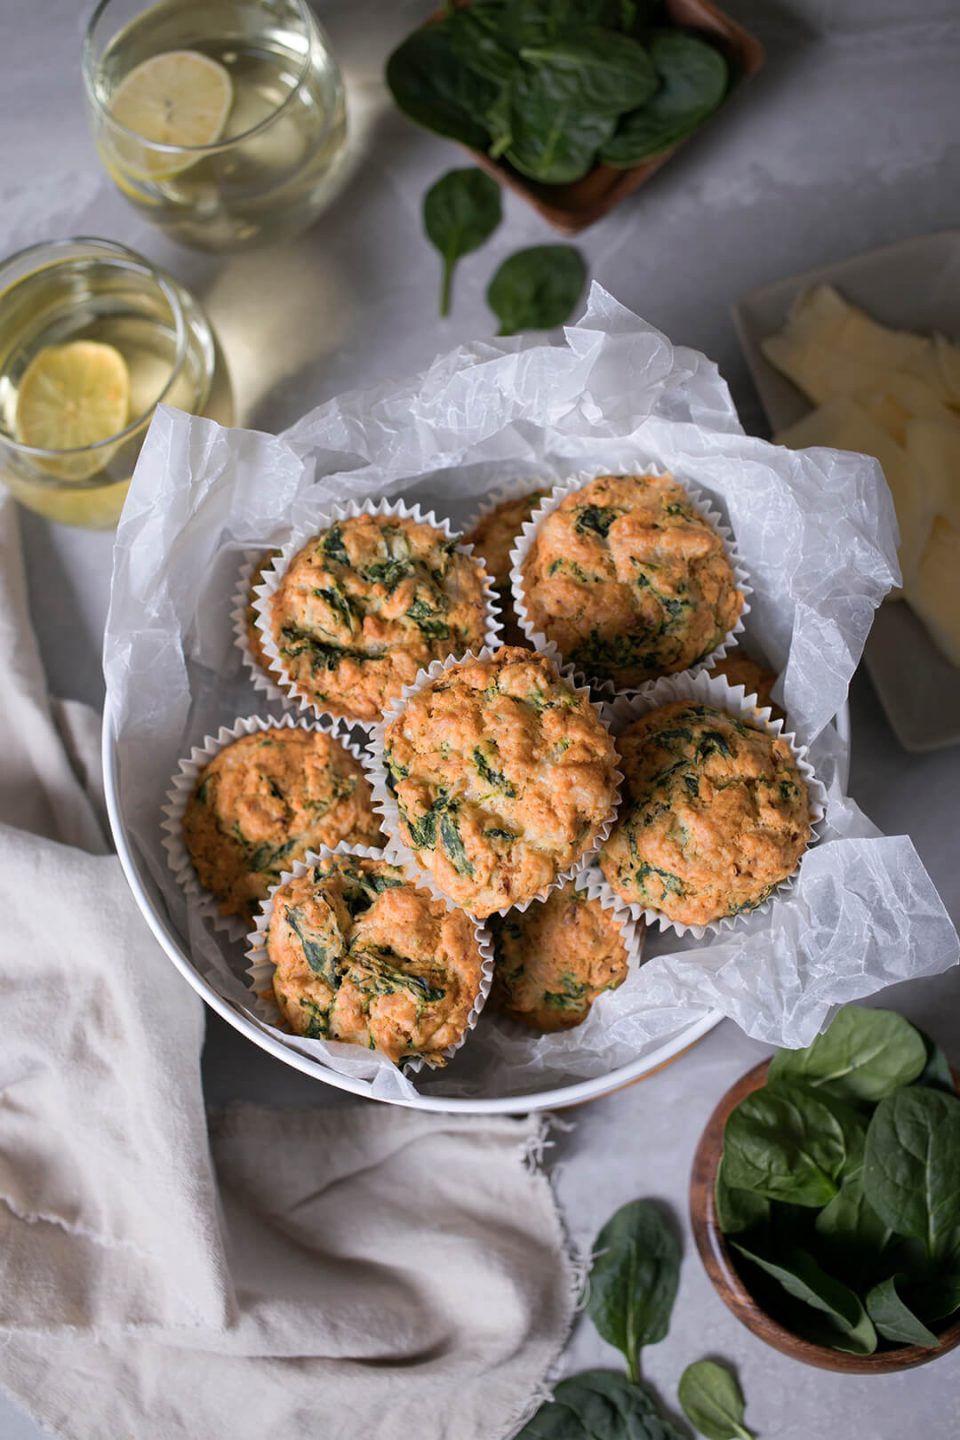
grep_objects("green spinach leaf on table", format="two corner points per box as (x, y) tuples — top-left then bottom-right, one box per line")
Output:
(514, 1369), (686, 1440)
(767, 1006), (927, 1104)
(677, 1359), (754, 1440)
(865, 1275), (939, 1348)
(487, 245), (586, 335)
(732, 1238), (878, 1355)
(863, 1086), (960, 1259)
(423, 168), (502, 316)
(585, 1199), (680, 1383)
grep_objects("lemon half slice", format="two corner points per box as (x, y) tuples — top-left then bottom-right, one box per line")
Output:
(16, 341), (131, 481)
(109, 50), (233, 177)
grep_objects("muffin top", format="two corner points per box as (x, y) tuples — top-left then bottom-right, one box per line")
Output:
(382, 646), (619, 918)
(490, 882), (630, 1032)
(600, 701), (811, 927)
(519, 473), (743, 687)
(266, 513), (491, 723)
(182, 727), (381, 921)
(245, 548), (282, 676)
(466, 489), (548, 647)
(711, 653), (784, 722)
(267, 853), (483, 1065)
(466, 489), (548, 587)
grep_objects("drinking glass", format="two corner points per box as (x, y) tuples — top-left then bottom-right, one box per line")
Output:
(83, 0), (348, 252)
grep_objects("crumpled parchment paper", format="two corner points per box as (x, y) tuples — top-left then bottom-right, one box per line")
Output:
(104, 285), (959, 1102)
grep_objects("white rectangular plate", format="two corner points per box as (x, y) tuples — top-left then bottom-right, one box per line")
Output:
(733, 231), (960, 752)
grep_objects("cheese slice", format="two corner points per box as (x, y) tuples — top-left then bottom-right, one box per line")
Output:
(906, 416), (960, 531)
(776, 397), (928, 591)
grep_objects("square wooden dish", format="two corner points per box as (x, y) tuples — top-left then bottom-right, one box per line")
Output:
(434, 0), (765, 234)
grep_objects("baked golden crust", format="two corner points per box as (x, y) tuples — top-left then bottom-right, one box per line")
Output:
(182, 728), (381, 921)
(600, 701), (810, 926)
(245, 549), (282, 676)
(711, 653), (784, 723)
(268, 514), (491, 723)
(267, 854), (483, 1064)
(466, 489), (548, 647)
(490, 883), (629, 1031)
(383, 646), (619, 918)
(520, 474), (743, 687)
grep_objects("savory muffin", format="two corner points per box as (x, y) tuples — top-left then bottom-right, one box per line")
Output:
(267, 853), (484, 1065)
(711, 653), (784, 722)
(266, 514), (491, 723)
(519, 473), (743, 687)
(382, 645), (619, 918)
(244, 548), (282, 676)
(601, 701), (811, 927)
(466, 489), (547, 645)
(490, 883), (630, 1031)
(182, 727), (381, 922)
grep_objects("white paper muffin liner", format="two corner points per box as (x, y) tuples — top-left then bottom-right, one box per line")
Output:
(365, 646), (624, 919)
(486, 864), (647, 1040)
(243, 842), (495, 1074)
(252, 497), (504, 733)
(601, 667), (827, 941)
(231, 550), (294, 705)
(508, 461), (753, 697)
(161, 712), (377, 945)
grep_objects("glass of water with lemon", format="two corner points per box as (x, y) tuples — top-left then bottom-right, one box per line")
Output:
(0, 238), (230, 528)
(83, 0), (348, 252)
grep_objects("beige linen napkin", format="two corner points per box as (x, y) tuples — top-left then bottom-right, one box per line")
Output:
(0, 496), (574, 1440)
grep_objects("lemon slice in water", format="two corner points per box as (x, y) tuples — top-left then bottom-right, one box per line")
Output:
(109, 50), (234, 177)
(16, 341), (131, 481)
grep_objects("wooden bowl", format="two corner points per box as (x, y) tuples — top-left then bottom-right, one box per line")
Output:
(427, 0), (765, 235)
(689, 1058), (960, 1373)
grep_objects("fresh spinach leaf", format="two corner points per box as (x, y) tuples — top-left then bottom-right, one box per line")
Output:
(504, 67), (616, 183)
(586, 1199), (680, 1383)
(767, 1006), (927, 1104)
(722, 1086), (856, 1207)
(677, 1360), (754, 1440)
(912, 1026), (956, 1095)
(423, 168), (502, 316)
(500, 0), (631, 49)
(601, 30), (727, 166)
(386, 23), (497, 149)
(813, 1168), (891, 1287)
(447, 6), (518, 85)
(487, 245), (586, 335)
(714, 1155), (769, 1237)
(732, 1239), (877, 1355)
(515, 1369), (686, 1440)
(520, 28), (657, 115)
(904, 1270), (960, 1323)
(866, 1275), (939, 1348)
(863, 1086), (960, 1258)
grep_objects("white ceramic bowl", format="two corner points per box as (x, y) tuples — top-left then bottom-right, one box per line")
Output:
(102, 701), (850, 1113)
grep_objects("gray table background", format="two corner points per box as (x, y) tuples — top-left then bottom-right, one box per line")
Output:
(4, 1), (960, 1435)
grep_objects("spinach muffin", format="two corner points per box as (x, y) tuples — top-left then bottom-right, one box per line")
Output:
(519, 473), (743, 687)
(182, 727), (381, 922)
(266, 513), (492, 723)
(466, 489), (547, 645)
(490, 882), (630, 1031)
(267, 853), (484, 1065)
(382, 646), (619, 918)
(600, 701), (811, 927)
(711, 652), (784, 723)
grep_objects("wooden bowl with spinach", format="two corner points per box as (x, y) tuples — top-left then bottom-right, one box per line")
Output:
(386, 0), (764, 234)
(690, 1007), (960, 1372)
